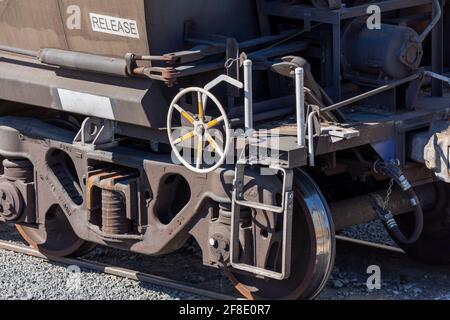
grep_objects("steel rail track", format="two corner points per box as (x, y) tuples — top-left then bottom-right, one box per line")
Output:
(335, 236), (450, 279)
(0, 240), (239, 301)
(0, 234), (416, 301)
(336, 235), (406, 255)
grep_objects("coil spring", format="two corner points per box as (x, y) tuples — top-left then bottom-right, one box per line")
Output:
(3, 159), (33, 182)
(101, 190), (131, 235)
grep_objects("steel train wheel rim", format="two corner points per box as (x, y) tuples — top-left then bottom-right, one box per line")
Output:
(227, 170), (335, 300)
(16, 206), (91, 257)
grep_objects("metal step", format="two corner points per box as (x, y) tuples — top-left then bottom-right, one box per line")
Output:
(230, 160), (294, 280)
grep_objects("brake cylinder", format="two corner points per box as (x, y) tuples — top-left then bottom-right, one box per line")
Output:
(38, 48), (129, 77)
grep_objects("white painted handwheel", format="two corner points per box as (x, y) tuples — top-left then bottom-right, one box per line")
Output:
(167, 87), (231, 174)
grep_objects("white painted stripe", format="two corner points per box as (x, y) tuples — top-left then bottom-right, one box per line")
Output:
(57, 88), (115, 120)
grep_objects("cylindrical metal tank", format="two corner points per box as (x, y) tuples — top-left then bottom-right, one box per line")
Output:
(342, 18), (423, 80)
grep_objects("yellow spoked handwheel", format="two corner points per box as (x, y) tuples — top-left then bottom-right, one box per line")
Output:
(167, 87), (231, 174)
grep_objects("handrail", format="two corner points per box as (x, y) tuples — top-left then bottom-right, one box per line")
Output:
(418, 0), (442, 43)
(295, 67), (306, 147)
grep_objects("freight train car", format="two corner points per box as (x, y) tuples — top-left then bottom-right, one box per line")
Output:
(0, 0), (449, 300)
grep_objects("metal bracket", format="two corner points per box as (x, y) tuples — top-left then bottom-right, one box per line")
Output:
(132, 66), (180, 87)
(74, 117), (117, 150)
(203, 74), (243, 109)
(204, 74), (243, 92)
(230, 160), (294, 280)
(321, 125), (360, 140)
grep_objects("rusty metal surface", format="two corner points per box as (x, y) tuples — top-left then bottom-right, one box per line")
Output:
(0, 0), (449, 300)
(0, 52), (168, 129)
(0, 0), (149, 56)
(58, 0), (149, 56)
(0, 0), (68, 51)
(0, 0), (258, 57)
(0, 116), (233, 256)
(101, 190), (131, 235)
(0, 159), (34, 224)
(145, 0), (259, 54)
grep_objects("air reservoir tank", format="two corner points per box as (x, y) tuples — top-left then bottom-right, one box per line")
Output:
(342, 18), (423, 81)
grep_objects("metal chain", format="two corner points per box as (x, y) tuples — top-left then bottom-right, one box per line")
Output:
(374, 159), (399, 212)
(383, 178), (395, 211)
(382, 159), (400, 211)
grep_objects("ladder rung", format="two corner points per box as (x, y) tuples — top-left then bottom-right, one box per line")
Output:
(234, 198), (288, 214)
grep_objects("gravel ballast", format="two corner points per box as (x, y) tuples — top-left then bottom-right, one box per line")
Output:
(340, 220), (397, 247)
(0, 248), (201, 300)
(1, 222), (450, 300)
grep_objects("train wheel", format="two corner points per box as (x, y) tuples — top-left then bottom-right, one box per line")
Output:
(16, 206), (96, 257)
(396, 182), (450, 265)
(226, 170), (335, 300)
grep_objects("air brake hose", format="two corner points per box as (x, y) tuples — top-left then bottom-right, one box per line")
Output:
(372, 161), (424, 245)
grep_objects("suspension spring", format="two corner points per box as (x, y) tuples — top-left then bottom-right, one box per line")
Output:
(101, 190), (131, 235)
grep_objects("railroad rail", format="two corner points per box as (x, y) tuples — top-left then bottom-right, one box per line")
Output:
(0, 240), (239, 301)
(336, 235), (450, 279)
(336, 235), (450, 273)
(1, 233), (448, 300)
(336, 236), (406, 255)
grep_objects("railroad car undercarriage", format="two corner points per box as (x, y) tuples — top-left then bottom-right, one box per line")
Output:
(1, 0), (450, 300)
